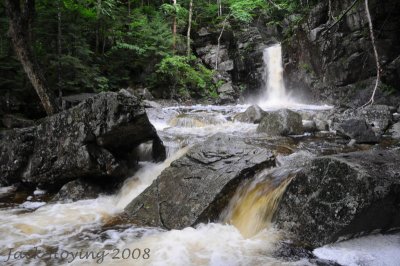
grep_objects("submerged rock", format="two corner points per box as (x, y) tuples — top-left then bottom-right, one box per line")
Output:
(0, 92), (166, 189)
(234, 105), (265, 123)
(274, 149), (400, 248)
(123, 133), (275, 229)
(257, 109), (303, 136)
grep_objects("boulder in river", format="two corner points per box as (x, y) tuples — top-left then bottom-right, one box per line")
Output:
(388, 122), (400, 139)
(123, 133), (275, 229)
(234, 105), (266, 123)
(274, 149), (400, 248)
(0, 91), (166, 189)
(50, 179), (107, 203)
(257, 109), (303, 136)
(334, 118), (379, 144)
(333, 105), (393, 136)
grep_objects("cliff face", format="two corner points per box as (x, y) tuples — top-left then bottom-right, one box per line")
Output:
(193, 0), (400, 106)
(283, 0), (400, 107)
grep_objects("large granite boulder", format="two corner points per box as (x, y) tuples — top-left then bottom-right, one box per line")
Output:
(388, 122), (400, 139)
(50, 179), (106, 203)
(123, 133), (275, 229)
(234, 105), (266, 123)
(334, 118), (379, 143)
(257, 109), (303, 136)
(1, 114), (35, 129)
(346, 105), (393, 135)
(274, 149), (400, 248)
(0, 91), (166, 189)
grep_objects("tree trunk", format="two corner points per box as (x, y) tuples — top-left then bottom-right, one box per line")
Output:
(5, 0), (59, 115)
(96, 0), (102, 54)
(362, 0), (381, 107)
(172, 0), (177, 52)
(215, 14), (230, 70)
(186, 0), (193, 57)
(57, 0), (63, 106)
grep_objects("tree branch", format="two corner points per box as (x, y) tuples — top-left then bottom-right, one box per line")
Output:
(362, 0), (382, 107)
(321, 0), (360, 38)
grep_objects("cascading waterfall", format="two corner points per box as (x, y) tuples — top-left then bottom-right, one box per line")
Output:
(221, 167), (295, 238)
(262, 44), (288, 102)
(258, 44), (294, 107)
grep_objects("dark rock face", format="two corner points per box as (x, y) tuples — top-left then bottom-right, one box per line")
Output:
(50, 179), (107, 203)
(334, 118), (379, 143)
(388, 122), (400, 139)
(1, 114), (35, 129)
(123, 133), (275, 229)
(274, 149), (400, 248)
(354, 105), (393, 134)
(283, 0), (400, 106)
(0, 91), (166, 189)
(0, 127), (35, 185)
(234, 105), (266, 123)
(257, 109), (303, 136)
(329, 105), (393, 140)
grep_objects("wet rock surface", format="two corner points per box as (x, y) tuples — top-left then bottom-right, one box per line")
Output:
(257, 109), (303, 136)
(274, 148), (400, 248)
(124, 133), (275, 229)
(1, 114), (35, 129)
(50, 179), (108, 203)
(0, 91), (165, 189)
(334, 118), (379, 143)
(234, 105), (266, 123)
(388, 122), (400, 139)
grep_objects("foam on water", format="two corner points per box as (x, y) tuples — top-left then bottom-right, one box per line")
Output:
(314, 233), (400, 266)
(68, 224), (287, 266)
(0, 148), (188, 256)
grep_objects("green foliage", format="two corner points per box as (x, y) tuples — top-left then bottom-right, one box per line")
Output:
(227, 0), (266, 23)
(154, 55), (217, 99)
(3, 0), (309, 102)
(380, 83), (398, 95)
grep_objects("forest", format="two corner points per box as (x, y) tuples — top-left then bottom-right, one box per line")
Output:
(0, 0), (400, 265)
(0, 0), (311, 116)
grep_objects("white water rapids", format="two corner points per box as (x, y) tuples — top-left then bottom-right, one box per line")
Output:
(0, 44), (398, 266)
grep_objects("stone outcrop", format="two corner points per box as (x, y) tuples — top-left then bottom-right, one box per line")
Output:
(274, 149), (400, 248)
(257, 109), (303, 136)
(0, 91), (166, 189)
(123, 133), (275, 229)
(334, 118), (379, 143)
(234, 105), (266, 123)
(388, 122), (400, 139)
(283, 0), (400, 106)
(50, 179), (107, 203)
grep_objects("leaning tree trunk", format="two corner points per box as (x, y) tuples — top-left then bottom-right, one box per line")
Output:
(186, 0), (193, 57)
(362, 0), (381, 107)
(172, 0), (177, 52)
(5, 0), (59, 115)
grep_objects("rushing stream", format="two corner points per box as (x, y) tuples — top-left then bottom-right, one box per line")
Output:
(0, 44), (399, 266)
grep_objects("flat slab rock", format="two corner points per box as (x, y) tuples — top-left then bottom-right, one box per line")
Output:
(123, 133), (275, 229)
(274, 148), (400, 248)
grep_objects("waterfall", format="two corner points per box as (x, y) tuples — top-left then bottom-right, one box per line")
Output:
(221, 167), (295, 238)
(258, 43), (293, 107)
